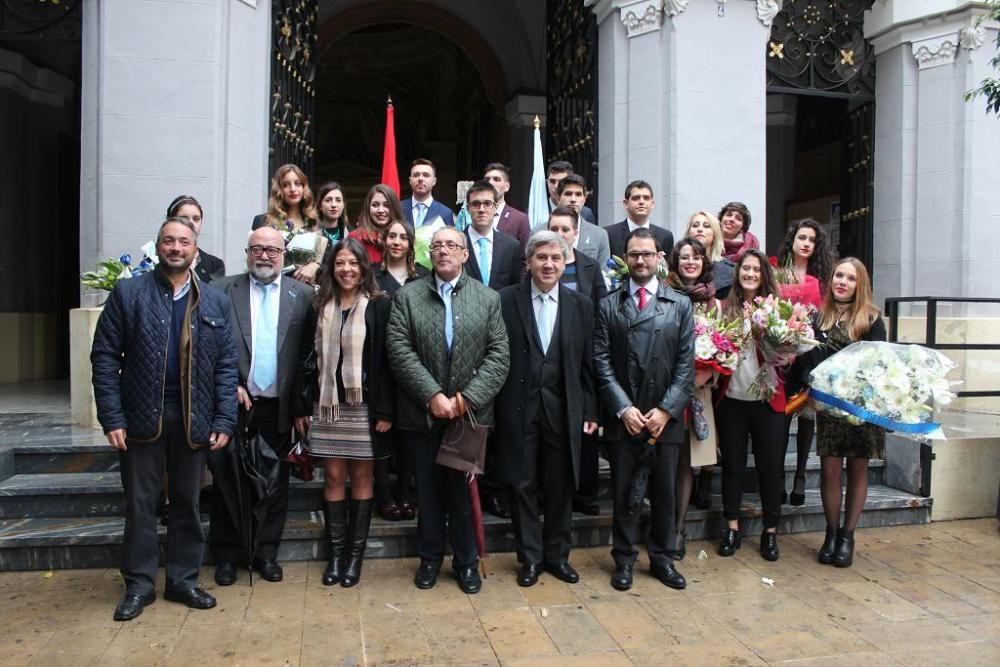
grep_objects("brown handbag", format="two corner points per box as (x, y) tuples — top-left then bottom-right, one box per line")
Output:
(436, 392), (489, 475)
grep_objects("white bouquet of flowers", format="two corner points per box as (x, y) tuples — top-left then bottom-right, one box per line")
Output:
(808, 341), (958, 440)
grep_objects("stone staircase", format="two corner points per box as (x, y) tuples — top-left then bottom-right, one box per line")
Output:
(0, 414), (932, 571)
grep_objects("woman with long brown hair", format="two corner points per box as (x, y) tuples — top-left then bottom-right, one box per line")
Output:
(716, 249), (788, 561)
(799, 258), (885, 567)
(252, 163), (318, 231)
(348, 184), (405, 266)
(295, 181), (350, 285)
(307, 238), (394, 587)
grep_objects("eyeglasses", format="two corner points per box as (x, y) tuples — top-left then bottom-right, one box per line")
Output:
(430, 241), (465, 252)
(246, 245), (284, 258)
(626, 250), (658, 260)
(468, 200), (496, 210)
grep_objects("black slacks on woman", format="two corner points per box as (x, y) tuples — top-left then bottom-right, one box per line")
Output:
(717, 397), (785, 529)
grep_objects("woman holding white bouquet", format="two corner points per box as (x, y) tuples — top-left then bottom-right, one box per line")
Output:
(717, 250), (790, 561)
(798, 258), (885, 568)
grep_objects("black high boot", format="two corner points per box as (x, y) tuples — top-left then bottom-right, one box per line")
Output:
(833, 528), (855, 568)
(322, 501), (348, 586)
(341, 498), (374, 588)
(817, 526), (837, 565)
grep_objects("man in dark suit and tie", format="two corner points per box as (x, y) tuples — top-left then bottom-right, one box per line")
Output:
(558, 174), (610, 272)
(401, 158), (455, 228)
(463, 180), (522, 291)
(546, 160), (596, 225)
(604, 180), (674, 260)
(209, 225), (316, 585)
(495, 230), (599, 587)
(593, 227), (694, 593)
(483, 162), (530, 252)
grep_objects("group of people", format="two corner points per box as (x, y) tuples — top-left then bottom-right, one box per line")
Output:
(91, 157), (886, 622)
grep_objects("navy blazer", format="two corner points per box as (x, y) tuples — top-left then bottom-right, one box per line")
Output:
(605, 221), (675, 261)
(464, 229), (523, 291)
(401, 197), (455, 228)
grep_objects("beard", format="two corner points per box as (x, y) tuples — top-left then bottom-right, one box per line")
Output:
(250, 262), (280, 283)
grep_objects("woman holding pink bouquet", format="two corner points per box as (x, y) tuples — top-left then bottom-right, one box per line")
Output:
(666, 238), (721, 558)
(716, 250), (790, 561)
(776, 218), (834, 506)
(796, 258), (886, 567)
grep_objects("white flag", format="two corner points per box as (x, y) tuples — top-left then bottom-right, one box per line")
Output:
(527, 119), (549, 230)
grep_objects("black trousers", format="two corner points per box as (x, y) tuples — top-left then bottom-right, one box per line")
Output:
(574, 432), (600, 507)
(119, 401), (208, 596)
(407, 427), (478, 569)
(609, 438), (680, 567)
(509, 419), (575, 566)
(374, 429), (416, 505)
(717, 396), (785, 529)
(210, 398), (290, 562)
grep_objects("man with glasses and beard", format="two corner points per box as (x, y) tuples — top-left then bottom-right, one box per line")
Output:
(92, 217), (238, 621)
(208, 225), (316, 586)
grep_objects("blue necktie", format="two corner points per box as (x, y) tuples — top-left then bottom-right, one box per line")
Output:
(440, 282), (454, 351)
(253, 282), (277, 391)
(415, 202), (427, 226)
(537, 294), (551, 353)
(477, 237), (490, 286)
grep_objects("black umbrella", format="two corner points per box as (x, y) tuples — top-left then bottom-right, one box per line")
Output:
(626, 435), (658, 516)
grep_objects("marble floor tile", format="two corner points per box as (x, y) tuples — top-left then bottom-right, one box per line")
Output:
(479, 607), (559, 662)
(948, 613), (1000, 647)
(0, 628), (54, 665)
(164, 624), (243, 666)
(876, 574), (983, 617)
(848, 617), (979, 651)
(505, 652), (632, 666)
(299, 621), (365, 666)
(26, 627), (120, 667)
(97, 624), (182, 666)
(233, 621), (303, 667)
(741, 626), (875, 663)
(421, 610), (498, 665)
(628, 638), (767, 667)
(584, 594), (680, 649)
(537, 603), (620, 655)
(886, 639), (1000, 667)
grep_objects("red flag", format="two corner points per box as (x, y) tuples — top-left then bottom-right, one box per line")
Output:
(381, 98), (400, 195)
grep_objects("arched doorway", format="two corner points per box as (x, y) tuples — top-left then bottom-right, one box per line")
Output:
(314, 3), (511, 217)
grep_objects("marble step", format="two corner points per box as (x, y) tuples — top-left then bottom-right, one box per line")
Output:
(0, 485), (931, 571)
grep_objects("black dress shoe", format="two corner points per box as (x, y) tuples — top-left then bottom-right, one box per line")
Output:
(649, 562), (687, 590)
(455, 566), (482, 594)
(545, 561), (579, 584)
(483, 495), (511, 519)
(760, 531), (780, 562)
(573, 501), (600, 516)
(253, 558), (283, 582)
(517, 563), (542, 587)
(414, 561), (440, 590)
(214, 561), (238, 586)
(164, 586), (217, 609)
(718, 528), (741, 557)
(610, 563), (634, 591)
(113, 592), (155, 621)
(818, 526), (837, 565)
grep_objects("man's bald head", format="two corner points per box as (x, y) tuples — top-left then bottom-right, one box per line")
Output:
(246, 225), (286, 283)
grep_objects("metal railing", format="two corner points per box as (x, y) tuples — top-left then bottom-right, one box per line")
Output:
(884, 296), (1000, 399)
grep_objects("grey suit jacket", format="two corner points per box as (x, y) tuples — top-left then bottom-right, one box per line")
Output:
(215, 273), (317, 434)
(576, 220), (610, 275)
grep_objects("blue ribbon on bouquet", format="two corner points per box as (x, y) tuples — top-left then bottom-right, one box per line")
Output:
(809, 388), (943, 436)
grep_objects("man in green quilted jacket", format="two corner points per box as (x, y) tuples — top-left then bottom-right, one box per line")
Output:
(386, 226), (510, 594)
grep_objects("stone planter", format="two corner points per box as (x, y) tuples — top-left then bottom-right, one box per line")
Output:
(69, 307), (103, 430)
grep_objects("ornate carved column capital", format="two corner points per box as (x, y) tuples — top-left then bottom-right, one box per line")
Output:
(959, 18), (986, 52)
(911, 34), (959, 70)
(619, 0), (663, 38)
(755, 0), (782, 28)
(665, 0), (689, 18)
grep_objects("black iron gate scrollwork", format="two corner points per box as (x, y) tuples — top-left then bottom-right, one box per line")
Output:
(269, 0), (318, 181)
(0, 0), (81, 40)
(546, 0), (598, 202)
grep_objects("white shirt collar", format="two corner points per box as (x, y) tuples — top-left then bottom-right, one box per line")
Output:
(468, 227), (494, 244)
(530, 281), (559, 302)
(630, 277), (657, 296)
(413, 195), (434, 208)
(434, 273), (459, 291)
(251, 274), (281, 291)
(626, 218), (650, 233)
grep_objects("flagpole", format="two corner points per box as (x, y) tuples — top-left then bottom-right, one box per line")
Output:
(381, 96), (401, 196)
(527, 115), (549, 230)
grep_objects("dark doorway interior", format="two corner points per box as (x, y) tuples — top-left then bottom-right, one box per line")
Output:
(314, 23), (501, 218)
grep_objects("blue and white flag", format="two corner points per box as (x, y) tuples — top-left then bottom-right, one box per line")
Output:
(527, 117), (549, 230)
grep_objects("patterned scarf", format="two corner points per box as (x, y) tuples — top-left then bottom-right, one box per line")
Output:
(317, 295), (369, 421)
(722, 230), (760, 263)
(667, 272), (717, 304)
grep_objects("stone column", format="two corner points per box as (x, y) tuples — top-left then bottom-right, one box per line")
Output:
(80, 0), (273, 286)
(591, 0), (772, 243)
(866, 0), (1000, 305)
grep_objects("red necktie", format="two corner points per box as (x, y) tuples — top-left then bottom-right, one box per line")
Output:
(637, 287), (648, 311)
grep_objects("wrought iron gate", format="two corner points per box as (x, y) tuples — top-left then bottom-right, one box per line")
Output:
(840, 102), (874, 267)
(269, 0), (318, 181)
(546, 0), (598, 201)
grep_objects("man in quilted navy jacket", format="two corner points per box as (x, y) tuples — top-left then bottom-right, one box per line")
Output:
(91, 217), (238, 621)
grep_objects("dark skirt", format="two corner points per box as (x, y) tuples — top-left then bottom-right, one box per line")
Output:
(816, 412), (885, 459)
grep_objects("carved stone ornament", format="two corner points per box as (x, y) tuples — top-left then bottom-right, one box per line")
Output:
(620, 0), (663, 38)
(911, 35), (959, 70)
(959, 19), (986, 52)
(756, 0), (781, 28)
(665, 0), (689, 17)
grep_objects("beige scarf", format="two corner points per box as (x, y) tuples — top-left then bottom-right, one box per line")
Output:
(317, 294), (369, 421)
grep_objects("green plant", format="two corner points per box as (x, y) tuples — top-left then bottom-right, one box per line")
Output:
(964, 1), (1000, 115)
(80, 259), (130, 292)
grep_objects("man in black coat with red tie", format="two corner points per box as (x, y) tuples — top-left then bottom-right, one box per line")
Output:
(495, 230), (599, 586)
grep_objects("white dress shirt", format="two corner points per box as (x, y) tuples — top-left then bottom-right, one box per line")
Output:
(629, 277), (658, 308)
(468, 227), (495, 279)
(412, 196), (435, 225)
(248, 275), (281, 398)
(530, 281), (559, 349)
(627, 218), (651, 234)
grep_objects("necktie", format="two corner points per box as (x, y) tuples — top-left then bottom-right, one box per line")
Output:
(440, 282), (454, 351)
(477, 237), (490, 286)
(537, 294), (551, 353)
(253, 282), (277, 391)
(637, 287), (648, 311)
(415, 202), (427, 226)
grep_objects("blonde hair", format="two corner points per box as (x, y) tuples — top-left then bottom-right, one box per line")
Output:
(265, 164), (317, 229)
(686, 210), (725, 262)
(817, 257), (881, 341)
